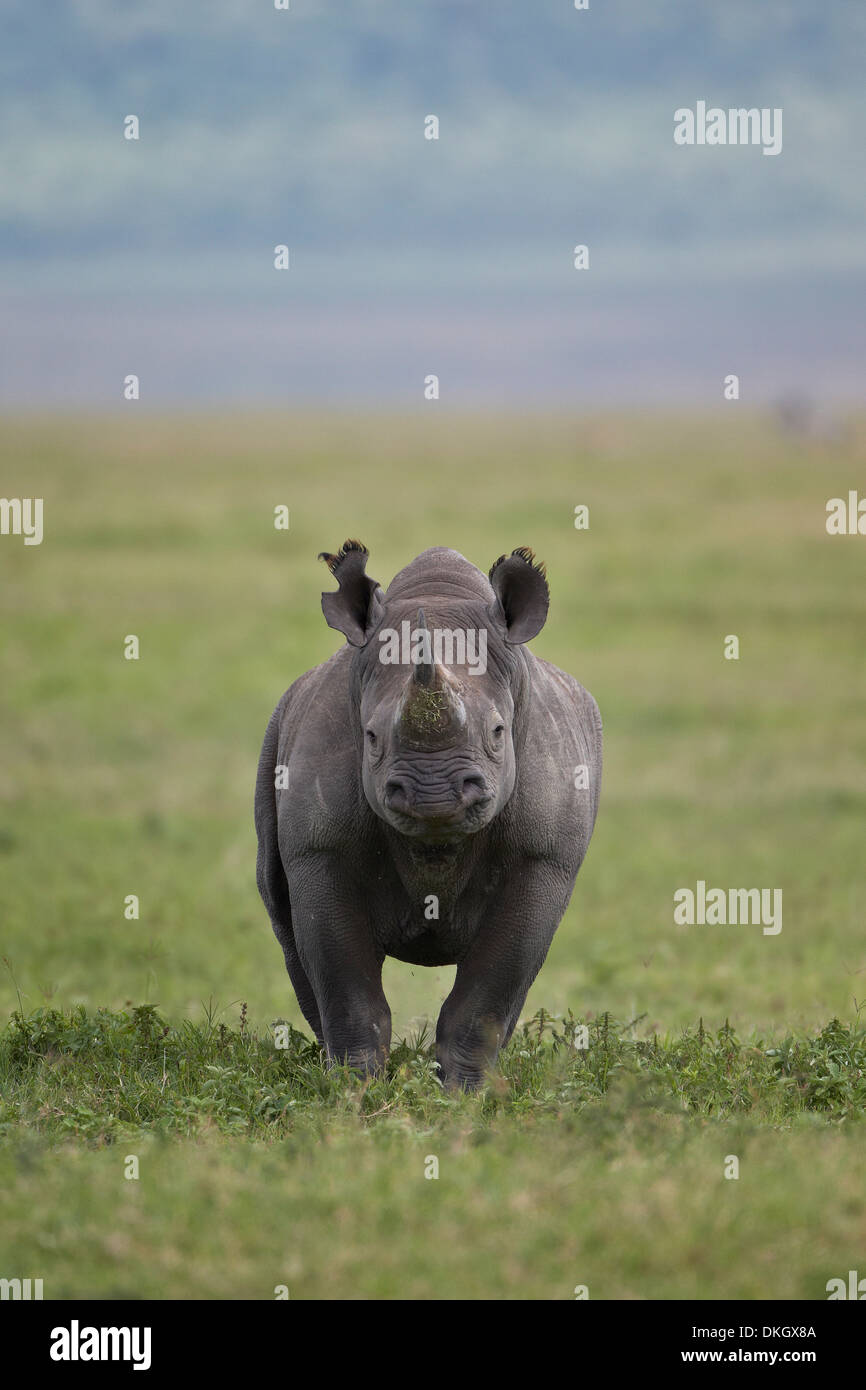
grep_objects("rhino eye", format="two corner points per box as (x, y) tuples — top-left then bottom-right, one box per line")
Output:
(493, 724), (504, 738)
(366, 729), (377, 745)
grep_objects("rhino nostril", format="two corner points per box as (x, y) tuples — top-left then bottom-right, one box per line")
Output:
(385, 778), (412, 812)
(458, 772), (488, 807)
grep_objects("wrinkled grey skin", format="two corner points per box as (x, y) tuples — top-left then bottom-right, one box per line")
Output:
(255, 542), (602, 1089)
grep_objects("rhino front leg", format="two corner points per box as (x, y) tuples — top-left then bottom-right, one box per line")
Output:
(319, 982), (392, 1075)
(288, 862), (391, 1074)
(436, 861), (577, 1089)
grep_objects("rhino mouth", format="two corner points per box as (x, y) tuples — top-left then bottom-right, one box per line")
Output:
(384, 798), (492, 843)
(375, 756), (494, 842)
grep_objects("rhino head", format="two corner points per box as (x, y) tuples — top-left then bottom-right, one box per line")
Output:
(318, 540), (549, 844)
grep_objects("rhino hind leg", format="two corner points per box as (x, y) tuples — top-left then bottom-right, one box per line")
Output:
(255, 706), (324, 1045)
(274, 916), (325, 1046)
(259, 856), (324, 1043)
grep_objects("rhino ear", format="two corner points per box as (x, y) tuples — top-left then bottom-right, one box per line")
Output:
(318, 540), (384, 647)
(488, 547), (549, 644)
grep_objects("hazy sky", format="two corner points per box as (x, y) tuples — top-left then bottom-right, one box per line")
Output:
(2, 1), (864, 406)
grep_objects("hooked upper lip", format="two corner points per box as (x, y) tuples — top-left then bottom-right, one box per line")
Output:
(384, 796), (492, 841)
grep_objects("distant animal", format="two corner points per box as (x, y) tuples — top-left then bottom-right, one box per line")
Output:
(255, 542), (602, 1088)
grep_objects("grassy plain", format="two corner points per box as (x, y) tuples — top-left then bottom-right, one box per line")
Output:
(0, 410), (864, 1298)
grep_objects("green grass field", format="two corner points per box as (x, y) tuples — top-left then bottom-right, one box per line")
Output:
(1, 409), (864, 1299)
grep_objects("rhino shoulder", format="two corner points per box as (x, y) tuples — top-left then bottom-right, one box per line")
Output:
(276, 647), (354, 739)
(509, 654), (602, 859)
(530, 656), (602, 746)
(268, 648), (370, 850)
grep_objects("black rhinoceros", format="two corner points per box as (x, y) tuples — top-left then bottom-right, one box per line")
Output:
(255, 542), (602, 1088)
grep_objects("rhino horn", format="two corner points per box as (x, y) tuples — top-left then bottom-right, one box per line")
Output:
(413, 609), (435, 687)
(399, 621), (466, 747)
